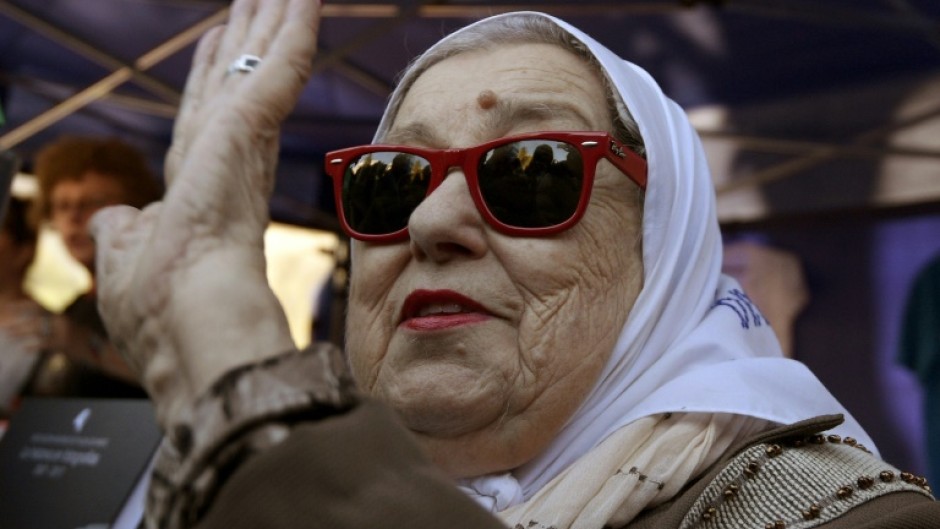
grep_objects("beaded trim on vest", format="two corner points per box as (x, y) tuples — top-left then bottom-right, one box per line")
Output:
(680, 434), (934, 529)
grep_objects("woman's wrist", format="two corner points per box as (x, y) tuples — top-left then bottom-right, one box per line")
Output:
(128, 256), (297, 428)
(148, 343), (358, 529)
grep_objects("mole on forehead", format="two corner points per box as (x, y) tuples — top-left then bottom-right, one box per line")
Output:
(386, 91), (589, 144)
(476, 89), (498, 110)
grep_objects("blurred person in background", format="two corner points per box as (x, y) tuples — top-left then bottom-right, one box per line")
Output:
(29, 136), (162, 398)
(0, 197), (50, 417)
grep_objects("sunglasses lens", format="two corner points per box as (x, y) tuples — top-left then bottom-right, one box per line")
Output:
(342, 151), (432, 235)
(478, 139), (584, 228)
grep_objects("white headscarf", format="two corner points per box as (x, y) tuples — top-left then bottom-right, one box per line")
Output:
(375, 10), (875, 518)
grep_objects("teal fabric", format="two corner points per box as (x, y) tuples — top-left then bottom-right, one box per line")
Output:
(900, 255), (940, 382)
(899, 254), (940, 485)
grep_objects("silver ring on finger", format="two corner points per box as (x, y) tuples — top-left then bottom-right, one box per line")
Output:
(227, 54), (262, 75)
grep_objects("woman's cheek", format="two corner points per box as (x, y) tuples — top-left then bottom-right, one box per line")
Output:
(346, 246), (405, 392)
(345, 292), (390, 393)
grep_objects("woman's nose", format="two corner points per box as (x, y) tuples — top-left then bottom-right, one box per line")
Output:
(407, 170), (488, 263)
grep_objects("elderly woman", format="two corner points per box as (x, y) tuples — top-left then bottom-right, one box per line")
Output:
(90, 1), (938, 528)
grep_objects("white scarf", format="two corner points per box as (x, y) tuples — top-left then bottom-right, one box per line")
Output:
(497, 413), (766, 529)
(376, 12), (876, 527)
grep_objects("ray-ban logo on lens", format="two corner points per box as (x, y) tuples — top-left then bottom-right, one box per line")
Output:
(608, 140), (626, 158)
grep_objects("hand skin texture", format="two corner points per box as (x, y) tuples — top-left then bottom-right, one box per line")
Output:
(89, 0), (320, 429)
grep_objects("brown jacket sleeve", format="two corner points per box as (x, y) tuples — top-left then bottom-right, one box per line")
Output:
(197, 399), (506, 529)
(196, 395), (940, 529)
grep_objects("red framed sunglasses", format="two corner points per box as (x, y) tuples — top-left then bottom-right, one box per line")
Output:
(324, 131), (647, 243)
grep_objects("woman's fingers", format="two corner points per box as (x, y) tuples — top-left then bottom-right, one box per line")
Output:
(166, 26), (224, 187)
(89, 0), (318, 427)
(156, 0), (321, 243)
(215, 0), (260, 69)
(149, 0), (323, 272)
(238, 0), (320, 123)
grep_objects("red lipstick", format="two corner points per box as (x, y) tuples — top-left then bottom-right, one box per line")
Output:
(400, 289), (491, 331)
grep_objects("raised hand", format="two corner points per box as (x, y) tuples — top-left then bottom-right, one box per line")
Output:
(89, 0), (321, 429)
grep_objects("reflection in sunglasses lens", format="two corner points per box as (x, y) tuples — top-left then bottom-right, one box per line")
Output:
(478, 140), (583, 228)
(343, 151), (431, 234)
(341, 139), (585, 236)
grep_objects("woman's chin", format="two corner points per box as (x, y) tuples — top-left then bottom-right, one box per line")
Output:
(369, 356), (512, 433)
(381, 384), (507, 438)
(398, 405), (495, 438)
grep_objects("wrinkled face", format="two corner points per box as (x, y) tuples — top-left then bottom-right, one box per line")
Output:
(49, 171), (127, 270)
(346, 43), (644, 478)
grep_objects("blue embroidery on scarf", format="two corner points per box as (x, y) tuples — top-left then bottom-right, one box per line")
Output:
(714, 289), (765, 329)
